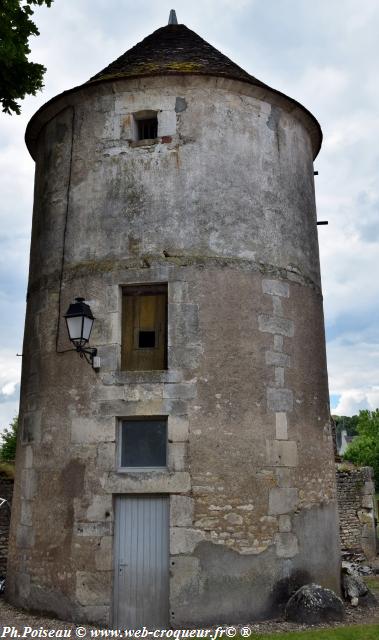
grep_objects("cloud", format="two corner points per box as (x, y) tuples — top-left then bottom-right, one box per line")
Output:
(327, 331), (379, 416)
(0, 352), (21, 431)
(333, 391), (379, 417)
(1, 382), (17, 397)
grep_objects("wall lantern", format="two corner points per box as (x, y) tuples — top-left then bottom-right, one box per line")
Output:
(64, 297), (99, 368)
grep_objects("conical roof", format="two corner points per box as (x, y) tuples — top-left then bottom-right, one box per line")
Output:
(88, 23), (266, 89)
(25, 17), (322, 158)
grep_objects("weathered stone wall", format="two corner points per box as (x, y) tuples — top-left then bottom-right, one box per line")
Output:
(7, 74), (340, 626)
(0, 476), (13, 576)
(336, 464), (377, 559)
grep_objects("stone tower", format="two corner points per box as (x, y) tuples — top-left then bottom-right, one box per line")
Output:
(7, 14), (340, 628)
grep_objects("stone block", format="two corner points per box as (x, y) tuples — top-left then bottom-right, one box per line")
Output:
(170, 495), (194, 527)
(71, 417), (115, 444)
(269, 488), (298, 515)
(97, 344), (119, 371)
(163, 382), (197, 400)
(75, 522), (113, 537)
(96, 443), (116, 469)
(274, 335), (284, 351)
(267, 388), (293, 412)
(20, 500), (33, 527)
(168, 304), (200, 346)
(105, 285), (120, 313)
(361, 495), (374, 509)
(275, 467), (293, 487)
(21, 412), (41, 444)
(21, 469), (37, 500)
(16, 525), (35, 549)
(262, 279), (290, 298)
(275, 532), (299, 557)
(17, 572), (31, 600)
(96, 386), (125, 402)
(95, 536), (113, 571)
(92, 311), (120, 346)
(124, 384), (163, 402)
(24, 445), (34, 469)
(168, 443), (187, 472)
(76, 571), (111, 606)
(272, 297), (283, 316)
(170, 555), (200, 602)
(194, 516), (219, 529)
(275, 367), (285, 386)
(357, 510), (374, 525)
(111, 370), (183, 385)
(275, 413), (288, 440)
(168, 281), (190, 303)
(168, 415), (189, 442)
(258, 315), (294, 337)
(86, 495), (113, 522)
(158, 109), (177, 136)
(170, 527), (205, 555)
(167, 346), (203, 370)
(363, 481), (375, 495)
(224, 512), (243, 525)
(104, 471), (191, 494)
(266, 440), (298, 467)
(279, 515), (292, 532)
(265, 351), (291, 367)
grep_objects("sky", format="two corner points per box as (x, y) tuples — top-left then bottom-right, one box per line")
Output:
(0, 0), (378, 430)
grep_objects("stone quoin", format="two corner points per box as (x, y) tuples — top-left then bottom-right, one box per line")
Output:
(7, 10), (340, 627)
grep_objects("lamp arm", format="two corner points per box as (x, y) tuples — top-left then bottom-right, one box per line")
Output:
(77, 346), (97, 365)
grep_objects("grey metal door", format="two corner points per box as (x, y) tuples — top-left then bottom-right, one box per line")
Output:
(113, 495), (169, 629)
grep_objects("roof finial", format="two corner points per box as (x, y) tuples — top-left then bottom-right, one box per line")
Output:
(168, 9), (178, 25)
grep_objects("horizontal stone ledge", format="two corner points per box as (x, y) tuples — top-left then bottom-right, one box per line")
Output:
(27, 255), (321, 297)
(103, 471), (191, 494)
(102, 370), (184, 385)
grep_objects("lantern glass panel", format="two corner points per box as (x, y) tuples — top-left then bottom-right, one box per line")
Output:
(83, 316), (94, 342)
(66, 316), (83, 343)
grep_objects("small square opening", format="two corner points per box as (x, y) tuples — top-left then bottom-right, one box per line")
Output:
(139, 330), (156, 348)
(137, 117), (158, 141)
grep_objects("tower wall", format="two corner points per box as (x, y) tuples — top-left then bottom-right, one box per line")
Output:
(7, 75), (340, 625)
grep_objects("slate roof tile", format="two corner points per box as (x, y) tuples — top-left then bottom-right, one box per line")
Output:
(88, 24), (267, 89)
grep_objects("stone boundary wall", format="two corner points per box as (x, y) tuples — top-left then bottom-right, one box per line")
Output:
(336, 464), (377, 559)
(0, 476), (13, 576)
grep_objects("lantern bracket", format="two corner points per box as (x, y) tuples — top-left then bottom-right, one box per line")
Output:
(76, 345), (98, 366)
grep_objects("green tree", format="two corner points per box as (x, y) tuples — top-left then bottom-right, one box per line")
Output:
(0, 0), (53, 115)
(344, 409), (379, 489)
(332, 414), (359, 437)
(0, 415), (18, 462)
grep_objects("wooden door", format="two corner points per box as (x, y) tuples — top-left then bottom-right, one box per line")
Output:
(113, 495), (170, 629)
(121, 286), (167, 370)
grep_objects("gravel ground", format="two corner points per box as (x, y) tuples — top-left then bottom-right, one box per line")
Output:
(0, 594), (378, 635)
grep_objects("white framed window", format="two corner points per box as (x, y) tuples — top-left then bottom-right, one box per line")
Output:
(118, 417), (167, 471)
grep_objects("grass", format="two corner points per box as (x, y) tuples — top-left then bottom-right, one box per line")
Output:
(0, 461), (15, 478)
(364, 576), (379, 591)
(244, 623), (379, 639)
